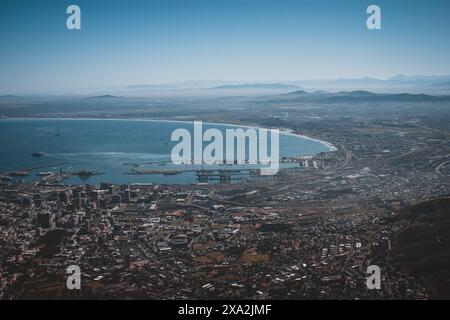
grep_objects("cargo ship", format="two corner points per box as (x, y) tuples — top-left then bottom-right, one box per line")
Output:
(163, 170), (181, 176)
(71, 170), (104, 178)
(31, 152), (45, 157)
(37, 172), (53, 177)
(8, 171), (31, 177)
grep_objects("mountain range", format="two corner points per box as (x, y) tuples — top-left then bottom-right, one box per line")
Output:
(120, 75), (450, 95)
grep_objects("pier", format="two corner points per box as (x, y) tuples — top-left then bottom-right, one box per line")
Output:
(125, 167), (257, 184)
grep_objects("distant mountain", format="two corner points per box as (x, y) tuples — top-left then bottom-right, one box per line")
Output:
(327, 91), (448, 102)
(388, 74), (450, 83)
(292, 77), (385, 87)
(325, 75), (450, 86)
(87, 95), (122, 99)
(126, 81), (230, 91)
(285, 89), (309, 95)
(333, 90), (377, 97)
(279, 90), (450, 103)
(392, 198), (450, 299)
(289, 75), (450, 93)
(212, 83), (302, 91)
(109, 76), (450, 94)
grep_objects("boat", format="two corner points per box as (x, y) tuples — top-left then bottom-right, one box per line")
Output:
(71, 170), (104, 178)
(37, 172), (53, 177)
(8, 171), (31, 177)
(75, 170), (95, 177)
(31, 152), (45, 157)
(163, 170), (181, 176)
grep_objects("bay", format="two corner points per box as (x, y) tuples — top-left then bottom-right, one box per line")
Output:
(0, 119), (331, 184)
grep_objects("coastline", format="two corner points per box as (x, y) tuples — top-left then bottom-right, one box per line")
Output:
(1, 117), (338, 153)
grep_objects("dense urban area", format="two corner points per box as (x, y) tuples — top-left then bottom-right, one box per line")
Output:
(1, 91), (450, 299)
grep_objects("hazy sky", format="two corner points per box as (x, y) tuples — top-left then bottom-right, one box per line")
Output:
(1, 0), (450, 93)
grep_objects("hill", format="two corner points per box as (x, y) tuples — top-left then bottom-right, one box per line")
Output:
(391, 198), (450, 299)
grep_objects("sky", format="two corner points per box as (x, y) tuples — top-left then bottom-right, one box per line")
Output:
(1, 0), (450, 93)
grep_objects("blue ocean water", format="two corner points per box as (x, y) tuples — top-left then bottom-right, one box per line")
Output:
(0, 119), (330, 184)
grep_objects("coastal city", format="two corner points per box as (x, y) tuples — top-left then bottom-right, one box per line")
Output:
(2, 0), (450, 303)
(1, 94), (449, 299)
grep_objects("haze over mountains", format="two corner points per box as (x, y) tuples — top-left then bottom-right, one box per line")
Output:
(2, 75), (450, 97)
(121, 75), (450, 95)
(79, 90), (450, 104)
(277, 90), (450, 103)
(1, 86), (450, 120)
(91, 75), (450, 96)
